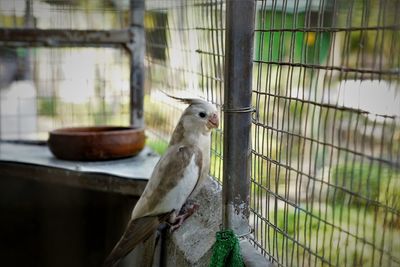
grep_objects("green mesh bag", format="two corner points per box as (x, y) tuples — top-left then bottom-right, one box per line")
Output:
(209, 229), (244, 267)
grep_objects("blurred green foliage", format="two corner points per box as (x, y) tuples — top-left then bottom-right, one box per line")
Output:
(264, 204), (400, 267)
(330, 162), (400, 208)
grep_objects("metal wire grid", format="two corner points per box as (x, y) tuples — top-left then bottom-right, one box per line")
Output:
(0, 0), (128, 30)
(250, 0), (400, 266)
(0, 0), (131, 140)
(0, 47), (130, 140)
(0, 0), (398, 266)
(144, 0), (225, 182)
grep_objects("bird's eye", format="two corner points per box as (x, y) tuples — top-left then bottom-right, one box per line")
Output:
(199, 112), (206, 118)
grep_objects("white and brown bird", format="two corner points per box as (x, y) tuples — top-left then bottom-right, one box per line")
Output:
(103, 97), (219, 267)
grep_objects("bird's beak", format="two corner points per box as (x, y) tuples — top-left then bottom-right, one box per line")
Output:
(207, 113), (219, 129)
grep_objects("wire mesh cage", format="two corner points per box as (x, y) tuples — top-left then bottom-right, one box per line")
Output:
(0, 0), (129, 30)
(0, 0), (399, 266)
(0, 0), (131, 140)
(144, 0), (225, 182)
(144, 0), (400, 266)
(251, 0), (400, 266)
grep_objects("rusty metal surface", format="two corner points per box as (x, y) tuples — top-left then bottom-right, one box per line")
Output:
(0, 28), (131, 47)
(0, 143), (160, 196)
(222, 0), (256, 235)
(48, 126), (146, 161)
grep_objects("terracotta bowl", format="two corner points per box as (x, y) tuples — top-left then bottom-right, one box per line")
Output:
(48, 126), (145, 161)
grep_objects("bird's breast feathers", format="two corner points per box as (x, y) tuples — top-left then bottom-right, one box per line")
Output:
(154, 154), (199, 214)
(131, 145), (203, 220)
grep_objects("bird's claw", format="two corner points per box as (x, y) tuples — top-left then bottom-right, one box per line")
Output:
(169, 203), (200, 232)
(169, 215), (186, 232)
(179, 203), (200, 216)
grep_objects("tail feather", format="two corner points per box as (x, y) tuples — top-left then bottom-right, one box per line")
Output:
(103, 213), (171, 267)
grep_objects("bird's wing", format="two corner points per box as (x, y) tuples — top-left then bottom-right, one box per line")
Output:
(131, 144), (203, 220)
(104, 145), (203, 267)
(103, 213), (170, 267)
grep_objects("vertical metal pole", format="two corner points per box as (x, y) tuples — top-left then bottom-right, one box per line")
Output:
(129, 0), (145, 128)
(222, 0), (256, 235)
(23, 0), (33, 80)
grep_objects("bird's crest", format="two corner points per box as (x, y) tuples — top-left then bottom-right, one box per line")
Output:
(163, 91), (206, 105)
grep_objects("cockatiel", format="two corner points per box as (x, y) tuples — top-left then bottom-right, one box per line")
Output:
(103, 97), (219, 267)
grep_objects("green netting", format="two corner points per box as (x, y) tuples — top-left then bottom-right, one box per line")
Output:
(209, 229), (244, 267)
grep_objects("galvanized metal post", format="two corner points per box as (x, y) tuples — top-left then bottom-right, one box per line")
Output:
(222, 0), (256, 235)
(23, 0), (33, 80)
(129, 0), (145, 128)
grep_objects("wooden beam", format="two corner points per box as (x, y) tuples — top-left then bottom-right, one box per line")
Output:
(0, 28), (131, 47)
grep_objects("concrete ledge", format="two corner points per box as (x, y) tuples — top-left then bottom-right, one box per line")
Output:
(0, 142), (159, 196)
(164, 177), (273, 267)
(164, 177), (222, 266)
(240, 240), (274, 267)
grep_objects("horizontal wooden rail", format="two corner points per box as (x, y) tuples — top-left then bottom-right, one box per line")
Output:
(0, 28), (131, 47)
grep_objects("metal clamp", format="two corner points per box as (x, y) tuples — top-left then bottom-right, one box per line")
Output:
(221, 105), (259, 122)
(221, 105), (256, 113)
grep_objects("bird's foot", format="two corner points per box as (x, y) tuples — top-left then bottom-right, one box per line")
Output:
(179, 202), (200, 216)
(169, 203), (200, 232)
